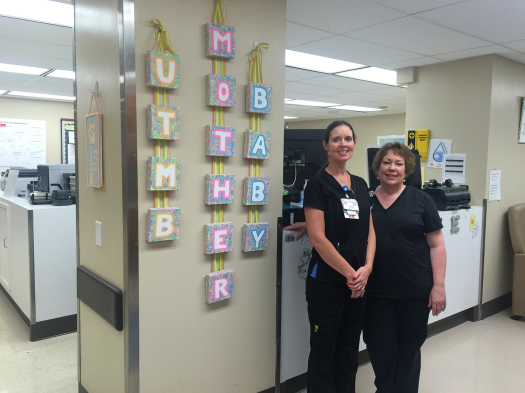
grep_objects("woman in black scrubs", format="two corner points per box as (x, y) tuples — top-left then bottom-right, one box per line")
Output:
(364, 142), (447, 393)
(302, 120), (376, 393)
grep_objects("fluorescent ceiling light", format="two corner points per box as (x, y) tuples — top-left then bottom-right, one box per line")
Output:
(337, 67), (398, 86)
(0, 90), (6, 95)
(284, 116), (298, 119)
(284, 98), (292, 102)
(329, 105), (383, 112)
(0, 0), (74, 27)
(47, 70), (75, 79)
(0, 62), (49, 75)
(8, 91), (75, 101)
(286, 99), (339, 107)
(286, 50), (365, 74)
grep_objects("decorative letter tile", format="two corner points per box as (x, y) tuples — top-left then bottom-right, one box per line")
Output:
(146, 207), (181, 242)
(205, 23), (236, 59)
(147, 104), (180, 140)
(146, 50), (179, 89)
(206, 74), (236, 107)
(205, 174), (234, 205)
(147, 157), (181, 191)
(246, 83), (272, 113)
(205, 269), (234, 304)
(241, 222), (269, 252)
(243, 177), (270, 205)
(244, 130), (271, 159)
(205, 125), (235, 156)
(204, 222), (234, 254)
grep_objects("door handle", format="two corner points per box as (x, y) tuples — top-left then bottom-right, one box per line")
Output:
(3, 238), (7, 248)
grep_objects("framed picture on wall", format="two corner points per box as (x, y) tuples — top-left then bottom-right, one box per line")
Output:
(519, 97), (525, 144)
(86, 113), (103, 188)
(61, 118), (75, 164)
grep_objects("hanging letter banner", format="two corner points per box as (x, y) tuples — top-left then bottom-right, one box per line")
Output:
(204, 222), (234, 254)
(147, 104), (180, 140)
(246, 83), (272, 114)
(205, 23), (236, 58)
(86, 93), (103, 188)
(206, 74), (236, 107)
(147, 157), (181, 191)
(243, 177), (270, 205)
(205, 269), (234, 304)
(146, 207), (181, 242)
(205, 174), (234, 204)
(205, 125), (235, 156)
(146, 50), (180, 89)
(244, 130), (271, 159)
(241, 222), (269, 252)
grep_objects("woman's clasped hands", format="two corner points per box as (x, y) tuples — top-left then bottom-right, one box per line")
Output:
(346, 265), (372, 298)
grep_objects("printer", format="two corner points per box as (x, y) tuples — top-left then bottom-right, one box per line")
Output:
(36, 164), (75, 192)
(422, 179), (471, 211)
(0, 167), (38, 198)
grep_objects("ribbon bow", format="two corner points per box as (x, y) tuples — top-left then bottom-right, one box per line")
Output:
(152, 18), (177, 54)
(250, 43), (269, 84)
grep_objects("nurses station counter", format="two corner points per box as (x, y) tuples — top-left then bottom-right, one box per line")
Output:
(0, 192), (77, 341)
(277, 207), (484, 389)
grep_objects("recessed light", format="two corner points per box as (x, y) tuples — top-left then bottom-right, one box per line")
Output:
(286, 50), (365, 74)
(284, 116), (298, 119)
(286, 99), (340, 107)
(329, 105), (383, 112)
(0, 0), (74, 27)
(47, 70), (75, 79)
(0, 63), (49, 75)
(337, 67), (398, 86)
(8, 91), (75, 101)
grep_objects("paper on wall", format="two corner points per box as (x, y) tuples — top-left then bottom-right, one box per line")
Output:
(489, 169), (501, 201)
(442, 153), (466, 184)
(428, 139), (452, 168)
(3, 169), (19, 197)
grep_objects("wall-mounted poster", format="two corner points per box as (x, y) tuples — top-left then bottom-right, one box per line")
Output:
(377, 135), (404, 146)
(61, 118), (75, 164)
(86, 112), (103, 188)
(0, 118), (46, 170)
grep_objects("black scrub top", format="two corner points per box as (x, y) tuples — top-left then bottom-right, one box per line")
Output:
(367, 186), (443, 298)
(303, 171), (370, 284)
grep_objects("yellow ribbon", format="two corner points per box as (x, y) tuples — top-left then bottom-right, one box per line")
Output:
(152, 19), (177, 55)
(212, 0), (227, 24)
(250, 43), (269, 84)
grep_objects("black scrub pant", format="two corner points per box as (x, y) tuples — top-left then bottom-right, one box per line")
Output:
(305, 275), (366, 393)
(363, 296), (431, 393)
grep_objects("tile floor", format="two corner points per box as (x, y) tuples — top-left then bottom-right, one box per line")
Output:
(1, 285), (524, 393)
(0, 291), (77, 393)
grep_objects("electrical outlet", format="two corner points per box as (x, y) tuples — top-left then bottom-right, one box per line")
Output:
(96, 221), (102, 247)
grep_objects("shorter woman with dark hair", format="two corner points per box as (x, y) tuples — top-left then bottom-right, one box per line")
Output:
(364, 142), (447, 393)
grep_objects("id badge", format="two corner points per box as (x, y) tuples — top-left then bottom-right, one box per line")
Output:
(341, 198), (359, 219)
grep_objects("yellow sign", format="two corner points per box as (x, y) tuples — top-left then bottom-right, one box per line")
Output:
(469, 215), (476, 231)
(406, 129), (430, 161)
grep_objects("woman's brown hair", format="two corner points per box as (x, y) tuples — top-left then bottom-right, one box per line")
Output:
(372, 142), (415, 177)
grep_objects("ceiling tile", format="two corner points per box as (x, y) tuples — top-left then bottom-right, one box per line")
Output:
(370, 0), (466, 14)
(434, 45), (503, 61)
(290, 35), (423, 67)
(416, 0), (525, 44)
(299, 75), (387, 91)
(502, 40), (525, 54)
(285, 81), (347, 96)
(0, 72), (38, 84)
(285, 67), (325, 82)
(377, 56), (442, 70)
(364, 86), (407, 98)
(287, 0), (407, 34)
(0, 51), (70, 70)
(345, 16), (490, 56)
(27, 77), (74, 89)
(283, 91), (320, 100)
(286, 22), (335, 47)
(0, 36), (72, 61)
(331, 91), (407, 103)
(0, 16), (73, 46)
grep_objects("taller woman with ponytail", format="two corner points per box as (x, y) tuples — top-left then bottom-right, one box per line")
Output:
(303, 120), (376, 392)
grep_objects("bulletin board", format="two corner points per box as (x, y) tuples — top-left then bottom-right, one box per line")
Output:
(0, 118), (46, 170)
